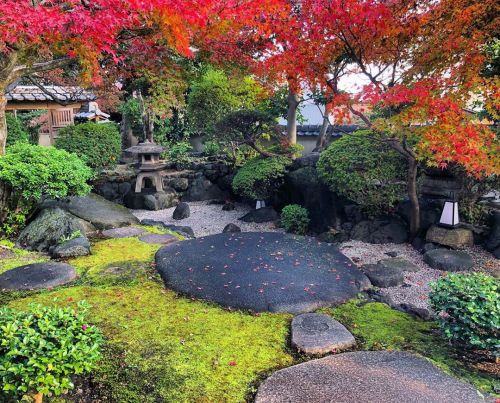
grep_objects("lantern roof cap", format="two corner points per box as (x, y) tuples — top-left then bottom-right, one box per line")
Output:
(125, 140), (164, 154)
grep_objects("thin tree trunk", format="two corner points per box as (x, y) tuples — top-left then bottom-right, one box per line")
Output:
(0, 93), (7, 155)
(407, 157), (420, 240)
(286, 88), (299, 145)
(0, 181), (12, 226)
(314, 106), (331, 152)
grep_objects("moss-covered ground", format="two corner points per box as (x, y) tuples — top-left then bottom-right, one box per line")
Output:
(1, 228), (498, 401)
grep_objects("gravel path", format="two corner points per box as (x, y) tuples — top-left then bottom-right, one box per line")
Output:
(132, 201), (283, 237)
(340, 240), (499, 311)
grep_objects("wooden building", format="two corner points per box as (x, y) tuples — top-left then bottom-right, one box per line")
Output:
(5, 85), (97, 146)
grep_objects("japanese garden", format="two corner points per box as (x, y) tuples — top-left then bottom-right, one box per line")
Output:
(0, 1), (498, 402)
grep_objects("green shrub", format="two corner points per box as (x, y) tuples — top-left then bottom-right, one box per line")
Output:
(429, 273), (499, 356)
(232, 156), (290, 200)
(0, 143), (92, 206)
(317, 131), (407, 214)
(280, 204), (310, 234)
(6, 114), (29, 147)
(0, 301), (102, 401)
(203, 140), (221, 156)
(166, 141), (192, 168)
(55, 122), (121, 171)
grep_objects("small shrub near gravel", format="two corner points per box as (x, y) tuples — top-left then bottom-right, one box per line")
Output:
(280, 204), (310, 235)
(429, 273), (499, 356)
(0, 301), (102, 402)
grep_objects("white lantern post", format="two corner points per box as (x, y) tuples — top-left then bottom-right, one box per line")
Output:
(439, 192), (460, 228)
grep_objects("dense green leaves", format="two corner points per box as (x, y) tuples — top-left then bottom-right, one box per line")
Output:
(0, 143), (92, 204)
(5, 114), (29, 148)
(55, 123), (122, 172)
(0, 301), (102, 399)
(232, 156), (290, 200)
(429, 273), (499, 355)
(317, 131), (407, 214)
(280, 204), (310, 235)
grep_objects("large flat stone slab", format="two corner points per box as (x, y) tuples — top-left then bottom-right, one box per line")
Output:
(139, 233), (178, 245)
(291, 313), (355, 354)
(102, 227), (146, 238)
(0, 263), (77, 291)
(378, 257), (419, 273)
(424, 249), (474, 271)
(155, 232), (370, 313)
(255, 351), (485, 403)
(361, 264), (404, 288)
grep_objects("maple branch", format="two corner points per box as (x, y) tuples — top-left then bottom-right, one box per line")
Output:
(14, 58), (72, 76)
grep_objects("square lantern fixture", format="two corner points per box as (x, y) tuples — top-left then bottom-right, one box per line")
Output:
(439, 199), (460, 228)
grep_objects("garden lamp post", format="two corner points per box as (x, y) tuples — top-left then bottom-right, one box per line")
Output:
(439, 192), (460, 228)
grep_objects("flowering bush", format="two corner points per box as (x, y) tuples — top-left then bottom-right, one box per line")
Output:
(0, 301), (102, 401)
(429, 273), (499, 356)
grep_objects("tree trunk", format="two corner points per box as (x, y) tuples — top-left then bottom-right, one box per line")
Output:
(407, 157), (420, 240)
(0, 93), (7, 155)
(33, 392), (43, 403)
(286, 88), (300, 145)
(0, 181), (11, 226)
(314, 107), (331, 152)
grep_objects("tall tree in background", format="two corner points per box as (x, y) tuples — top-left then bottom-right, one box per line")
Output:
(251, 0), (499, 238)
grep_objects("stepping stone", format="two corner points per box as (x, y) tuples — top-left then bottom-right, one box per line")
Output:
(423, 249), (474, 271)
(291, 313), (355, 355)
(361, 264), (404, 287)
(155, 232), (370, 313)
(102, 227), (146, 238)
(378, 257), (419, 273)
(51, 236), (90, 258)
(139, 233), (178, 245)
(0, 262), (77, 291)
(255, 351), (484, 403)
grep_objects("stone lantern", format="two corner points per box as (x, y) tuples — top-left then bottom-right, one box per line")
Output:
(125, 141), (166, 193)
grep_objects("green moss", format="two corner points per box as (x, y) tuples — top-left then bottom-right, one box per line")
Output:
(9, 284), (293, 402)
(321, 300), (499, 395)
(0, 245), (49, 274)
(136, 224), (185, 240)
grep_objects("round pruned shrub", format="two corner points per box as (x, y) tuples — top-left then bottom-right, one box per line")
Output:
(55, 122), (121, 171)
(0, 143), (92, 206)
(317, 130), (407, 214)
(0, 301), (102, 401)
(281, 204), (310, 235)
(232, 156), (290, 200)
(429, 273), (499, 356)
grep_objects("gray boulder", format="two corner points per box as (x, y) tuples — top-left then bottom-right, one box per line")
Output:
(361, 264), (404, 287)
(423, 249), (474, 271)
(485, 211), (500, 256)
(351, 218), (408, 244)
(168, 177), (189, 192)
(144, 191), (179, 210)
(239, 207), (279, 223)
(182, 176), (227, 202)
(51, 237), (90, 258)
(173, 202), (190, 220)
(48, 193), (139, 229)
(17, 208), (84, 252)
(291, 313), (355, 355)
(140, 219), (195, 238)
(222, 223), (241, 233)
(378, 257), (419, 273)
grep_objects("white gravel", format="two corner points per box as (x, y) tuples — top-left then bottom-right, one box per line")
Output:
(132, 201), (283, 237)
(340, 240), (499, 311)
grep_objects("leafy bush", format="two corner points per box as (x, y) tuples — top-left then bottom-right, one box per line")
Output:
(280, 204), (310, 234)
(6, 114), (29, 147)
(166, 141), (192, 168)
(317, 131), (407, 214)
(0, 301), (102, 401)
(429, 273), (499, 356)
(55, 122), (121, 171)
(232, 156), (290, 200)
(188, 67), (264, 136)
(203, 140), (221, 156)
(0, 143), (92, 206)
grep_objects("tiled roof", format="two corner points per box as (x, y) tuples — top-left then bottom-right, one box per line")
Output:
(295, 124), (361, 137)
(6, 85), (96, 103)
